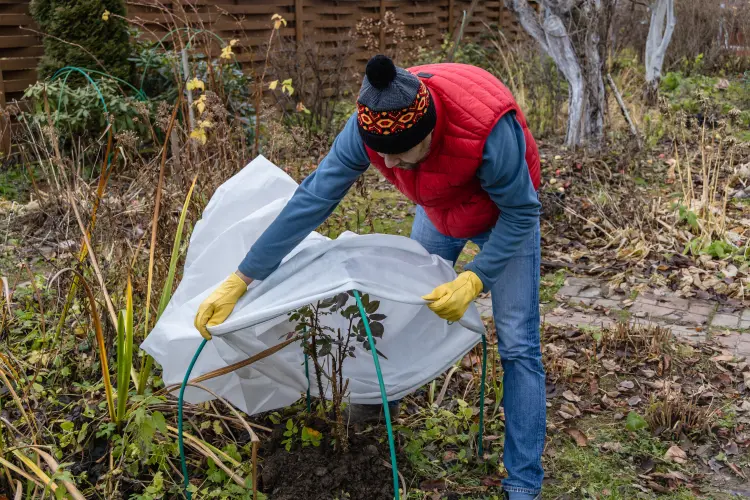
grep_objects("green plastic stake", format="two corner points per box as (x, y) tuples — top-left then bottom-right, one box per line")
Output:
(478, 334), (487, 458)
(178, 338), (208, 500)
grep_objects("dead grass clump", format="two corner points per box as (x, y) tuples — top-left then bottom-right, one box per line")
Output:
(645, 389), (714, 439)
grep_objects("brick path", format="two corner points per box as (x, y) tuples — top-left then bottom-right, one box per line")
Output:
(476, 276), (750, 358)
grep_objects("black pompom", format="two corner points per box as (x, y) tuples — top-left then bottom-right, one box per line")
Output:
(366, 55), (397, 90)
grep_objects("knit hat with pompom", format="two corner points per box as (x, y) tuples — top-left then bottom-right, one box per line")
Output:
(356, 55), (436, 154)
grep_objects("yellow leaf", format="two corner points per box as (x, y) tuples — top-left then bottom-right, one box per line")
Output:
(186, 78), (204, 92)
(194, 95), (206, 115)
(268, 80), (278, 90)
(102, 10), (110, 21)
(305, 427), (321, 438)
(271, 13), (287, 29)
(199, 120), (213, 129)
(220, 45), (233, 60)
(190, 128), (207, 145)
(230, 39), (239, 47)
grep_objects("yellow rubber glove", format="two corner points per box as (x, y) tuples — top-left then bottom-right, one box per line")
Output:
(421, 271), (484, 322)
(193, 273), (248, 340)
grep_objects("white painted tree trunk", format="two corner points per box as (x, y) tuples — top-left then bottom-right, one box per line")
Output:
(505, 0), (607, 147)
(644, 0), (676, 103)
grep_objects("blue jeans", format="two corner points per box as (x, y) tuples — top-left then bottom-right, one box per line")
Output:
(411, 206), (545, 498)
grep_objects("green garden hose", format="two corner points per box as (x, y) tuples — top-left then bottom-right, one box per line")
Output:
(353, 290), (400, 500)
(178, 338), (208, 500)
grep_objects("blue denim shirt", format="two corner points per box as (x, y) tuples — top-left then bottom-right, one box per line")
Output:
(238, 112), (541, 290)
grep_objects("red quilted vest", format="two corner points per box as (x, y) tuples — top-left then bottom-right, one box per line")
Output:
(366, 63), (541, 238)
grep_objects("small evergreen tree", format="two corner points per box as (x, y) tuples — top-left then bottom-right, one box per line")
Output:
(31, 0), (132, 82)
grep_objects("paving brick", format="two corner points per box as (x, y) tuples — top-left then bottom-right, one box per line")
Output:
(565, 277), (595, 287)
(668, 324), (705, 342)
(737, 341), (750, 356)
(654, 296), (690, 310)
(557, 285), (582, 297)
(689, 301), (715, 316)
(715, 334), (740, 350)
(569, 297), (594, 306)
(543, 312), (614, 329)
(712, 313), (740, 329)
(742, 309), (750, 321)
(578, 287), (602, 298)
(741, 320), (750, 330)
(593, 298), (621, 309)
(674, 311), (709, 326)
(630, 301), (677, 318)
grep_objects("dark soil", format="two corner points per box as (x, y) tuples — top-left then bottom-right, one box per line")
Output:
(260, 420), (394, 500)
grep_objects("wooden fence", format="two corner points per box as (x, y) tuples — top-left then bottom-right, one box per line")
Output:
(0, 0), (526, 152)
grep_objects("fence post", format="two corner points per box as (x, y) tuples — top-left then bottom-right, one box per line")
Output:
(295, 0), (304, 46)
(448, 0), (455, 35)
(379, 0), (386, 51)
(0, 68), (9, 156)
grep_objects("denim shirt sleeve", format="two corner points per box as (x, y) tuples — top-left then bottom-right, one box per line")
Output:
(465, 113), (541, 291)
(238, 113), (370, 279)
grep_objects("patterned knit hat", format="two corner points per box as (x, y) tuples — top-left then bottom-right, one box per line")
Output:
(357, 55), (437, 155)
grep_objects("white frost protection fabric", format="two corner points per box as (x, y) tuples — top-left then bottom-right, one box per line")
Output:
(141, 156), (485, 416)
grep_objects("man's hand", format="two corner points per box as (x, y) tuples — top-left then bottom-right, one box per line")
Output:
(193, 272), (251, 340)
(421, 271), (484, 322)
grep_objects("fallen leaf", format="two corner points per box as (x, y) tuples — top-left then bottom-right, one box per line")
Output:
(628, 396), (642, 406)
(558, 402), (581, 420)
(665, 445), (688, 464)
(562, 390), (582, 402)
(618, 380), (635, 391)
(564, 427), (588, 446)
(419, 479), (447, 491)
(712, 355), (736, 363)
(652, 470), (690, 482)
(443, 450), (457, 462)
(640, 369), (656, 378)
(728, 462), (747, 480)
(646, 481), (670, 494)
(724, 441), (739, 456)
(600, 441), (624, 453)
(481, 476), (503, 487)
(708, 458), (724, 472)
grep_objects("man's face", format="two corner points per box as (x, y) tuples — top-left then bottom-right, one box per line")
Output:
(378, 133), (432, 170)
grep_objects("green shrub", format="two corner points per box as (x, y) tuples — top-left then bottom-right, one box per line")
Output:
(22, 79), (149, 140)
(31, 0), (132, 82)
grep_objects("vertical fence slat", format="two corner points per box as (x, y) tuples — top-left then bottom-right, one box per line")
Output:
(295, 0), (303, 44)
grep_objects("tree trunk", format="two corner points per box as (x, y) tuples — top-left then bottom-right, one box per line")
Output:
(644, 0), (676, 105)
(581, 0), (607, 147)
(506, 0), (613, 149)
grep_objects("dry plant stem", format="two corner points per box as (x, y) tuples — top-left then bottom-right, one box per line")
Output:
(166, 425), (246, 487)
(26, 447), (86, 500)
(606, 73), (641, 148)
(435, 365), (460, 407)
(145, 96), (181, 337)
(68, 193), (118, 329)
(138, 96), (181, 393)
(182, 382), (259, 500)
(14, 480), (22, 500)
(158, 335), (303, 392)
(0, 458), (45, 490)
(55, 135), (117, 342)
(52, 268), (116, 422)
(254, 27), (277, 156)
